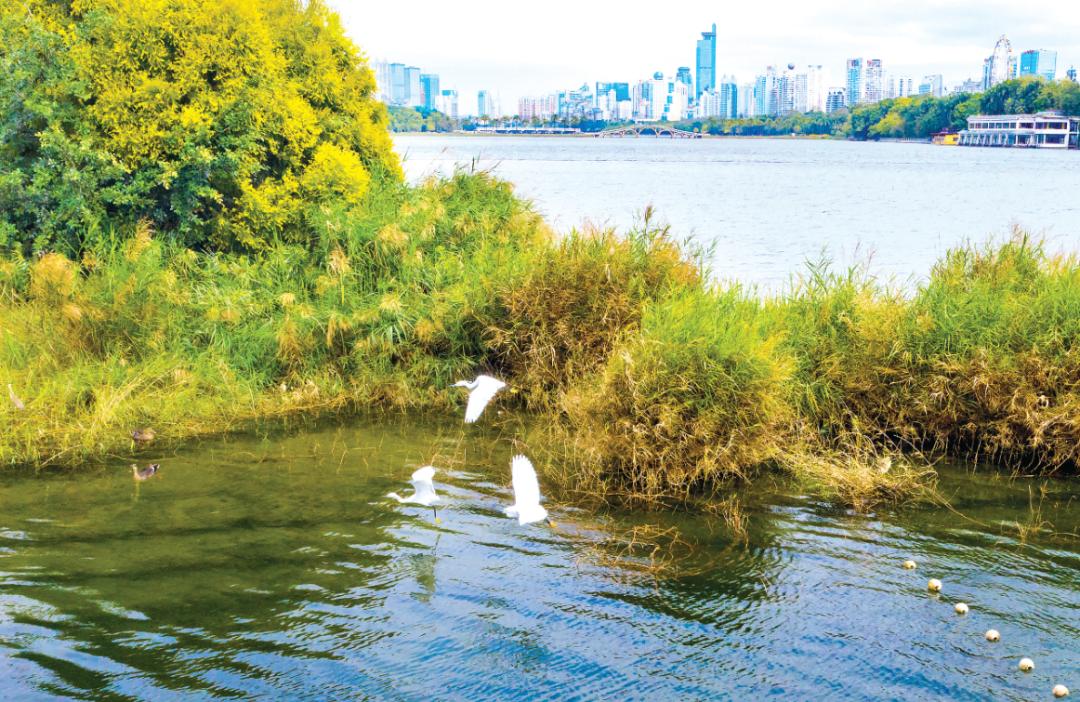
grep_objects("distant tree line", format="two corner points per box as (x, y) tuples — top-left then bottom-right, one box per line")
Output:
(849, 77), (1080, 140)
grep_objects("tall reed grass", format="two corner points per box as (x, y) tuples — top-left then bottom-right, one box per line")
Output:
(0, 169), (1075, 508)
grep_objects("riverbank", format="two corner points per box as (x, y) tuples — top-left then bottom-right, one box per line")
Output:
(1, 170), (1076, 509)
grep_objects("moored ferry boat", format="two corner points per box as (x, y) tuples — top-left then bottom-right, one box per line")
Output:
(932, 131), (960, 146)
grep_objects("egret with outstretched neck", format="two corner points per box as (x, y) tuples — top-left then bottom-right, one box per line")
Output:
(452, 375), (506, 423)
(504, 455), (554, 527)
(388, 466), (441, 522)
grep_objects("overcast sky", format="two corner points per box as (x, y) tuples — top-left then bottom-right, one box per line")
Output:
(328, 0), (1080, 114)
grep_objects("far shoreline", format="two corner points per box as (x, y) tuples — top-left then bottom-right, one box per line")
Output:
(391, 131), (934, 145)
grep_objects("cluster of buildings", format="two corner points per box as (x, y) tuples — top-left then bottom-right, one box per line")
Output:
(371, 61), (463, 119)
(374, 29), (1074, 123)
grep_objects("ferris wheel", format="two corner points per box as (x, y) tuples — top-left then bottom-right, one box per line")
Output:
(989, 35), (1013, 86)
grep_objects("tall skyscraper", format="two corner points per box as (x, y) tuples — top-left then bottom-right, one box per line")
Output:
(718, 76), (738, 119)
(420, 73), (440, 111)
(863, 59), (883, 103)
(1019, 49), (1057, 80)
(919, 74), (944, 98)
(793, 72), (809, 113)
(405, 66), (422, 107)
(846, 58), (863, 107)
(389, 62), (407, 105)
(753, 74), (767, 116)
(805, 65), (825, 112)
(477, 90), (495, 118)
(695, 24), (717, 99)
(737, 83), (755, 118)
(372, 60), (391, 102)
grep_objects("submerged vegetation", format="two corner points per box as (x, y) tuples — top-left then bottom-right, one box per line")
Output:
(1, 0), (1077, 510)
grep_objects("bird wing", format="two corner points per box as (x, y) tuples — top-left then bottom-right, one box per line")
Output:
(410, 466), (438, 503)
(464, 376), (505, 423)
(510, 455), (542, 509)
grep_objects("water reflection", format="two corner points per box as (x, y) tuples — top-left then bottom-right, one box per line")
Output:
(0, 417), (1076, 700)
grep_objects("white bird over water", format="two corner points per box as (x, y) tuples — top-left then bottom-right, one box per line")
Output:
(504, 455), (553, 526)
(388, 466), (441, 521)
(453, 374), (506, 423)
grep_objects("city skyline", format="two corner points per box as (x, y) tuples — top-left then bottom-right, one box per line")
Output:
(329, 0), (1079, 115)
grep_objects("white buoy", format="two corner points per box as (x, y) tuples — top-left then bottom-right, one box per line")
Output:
(903, 559), (916, 570)
(985, 629), (1000, 642)
(1019, 658), (1034, 673)
(927, 578), (942, 593)
(954, 602), (969, 615)
(1053, 684), (1070, 698)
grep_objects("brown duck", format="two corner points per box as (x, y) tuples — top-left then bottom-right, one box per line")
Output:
(131, 428), (156, 444)
(131, 463), (160, 481)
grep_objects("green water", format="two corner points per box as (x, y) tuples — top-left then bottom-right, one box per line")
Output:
(0, 416), (1077, 700)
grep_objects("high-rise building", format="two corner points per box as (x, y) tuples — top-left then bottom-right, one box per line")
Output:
(695, 23), (717, 99)
(825, 88), (847, 113)
(477, 90), (495, 118)
(896, 77), (915, 97)
(846, 58), (863, 107)
(389, 62), (407, 105)
(437, 89), (459, 119)
(765, 66), (781, 116)
(793, 72), (809, 113)
(676, 66), (693, 96)
(776, 65), (797, 115)
(1019, 49), (1057, 80)
(420, 73), (440, 111)
(1068, 66), (1078, 82)
(372, 60), (391, 102)
(753, 74), (768, 117)
(805, 65), (825, 112)
(863, 59), (883, 103)
(405, 66), (422, 107)
(718, 76), (738, 119)
(737, 83), (755, 118)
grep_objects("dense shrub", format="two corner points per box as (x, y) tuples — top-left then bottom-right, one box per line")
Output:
(0, 0), (398, 253)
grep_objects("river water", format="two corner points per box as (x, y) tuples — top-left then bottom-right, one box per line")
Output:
(395, 135), (1080, 289)
(0, 418), (1077, 700)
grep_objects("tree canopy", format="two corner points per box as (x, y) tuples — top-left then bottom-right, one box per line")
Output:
(0, 0), (400, 253)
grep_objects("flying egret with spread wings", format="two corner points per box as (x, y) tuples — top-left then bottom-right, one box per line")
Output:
(453, 374), (506, 423)
(388, 466), (442, 522)
(504, 455), (553, 526)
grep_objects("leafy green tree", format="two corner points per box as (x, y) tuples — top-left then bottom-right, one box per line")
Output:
(0, 0), (399, 253)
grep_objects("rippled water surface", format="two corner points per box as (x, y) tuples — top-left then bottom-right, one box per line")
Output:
(395, 135), (1080, 289)
(0, 418), (1077, 700)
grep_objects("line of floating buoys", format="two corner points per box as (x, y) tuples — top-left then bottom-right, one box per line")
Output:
(903, 559), (1069, 697)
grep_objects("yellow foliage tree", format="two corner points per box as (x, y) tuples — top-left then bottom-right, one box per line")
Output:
(0, 0), (400, 251)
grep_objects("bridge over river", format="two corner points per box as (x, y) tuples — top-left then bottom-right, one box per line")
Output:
(596, 124), (702, 138)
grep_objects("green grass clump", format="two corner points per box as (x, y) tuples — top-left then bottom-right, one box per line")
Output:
(481, 215), (701, 409)
(880, 235), (1080, 470)
(558, 287), (792, 504)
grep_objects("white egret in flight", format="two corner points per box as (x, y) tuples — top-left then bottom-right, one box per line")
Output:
(504, 455), (553, 526)
(453, 374), (506, 423)
(388, 466), (441, 521)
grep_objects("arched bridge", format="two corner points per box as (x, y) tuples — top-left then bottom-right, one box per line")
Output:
(596, 124), (702, 138)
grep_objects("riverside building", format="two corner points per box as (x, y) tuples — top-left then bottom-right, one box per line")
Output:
(958, 112), (1079, 149)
